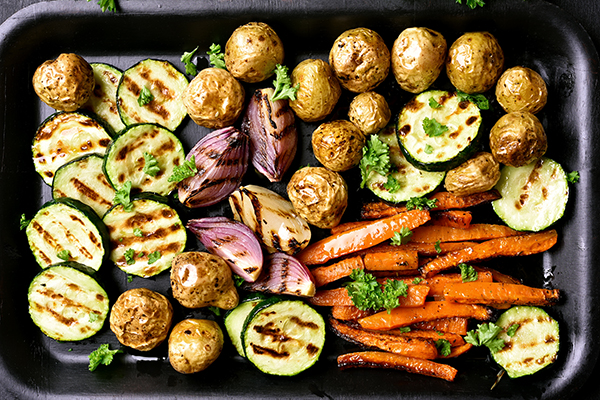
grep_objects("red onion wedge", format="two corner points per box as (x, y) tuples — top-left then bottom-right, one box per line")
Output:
(244, 252), (316, 297)
(187, 217), (263, 282)
(178, 127), (249, 208)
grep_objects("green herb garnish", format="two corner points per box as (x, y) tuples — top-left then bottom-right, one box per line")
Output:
(142, 152), (161, 177)
(127, 274), (133, 283)
(567, 171), (580, 184)
(19, 214), (30, 230)
(137, 86), (154, 106)
(424, 144), (434, 154)
(233, 275), (245, 287)
(429, 97), (442, 108)
(113, 181), (133, 212)
(390, 227), (413, 246)
(124, 248), (136, 265)
(459, 263), (478, 282)
(208, 306), (222, 316)
(181, 46), (199, 75)
(406, 196), (438, 211)
(88, 344), (122, 372)
(456, 90), (489, 110)
(435, 339), (452, 357)
(147, 251), (161, 265)
(57, 250), (70, 261)
(359, 135), (391, 188)
(345, 269), (408, 313)
(434, 240), (442, 254)
(168, 156), (198, 183)
(271, 64), (299, 101)
(87, 0), (117, 12)
(456, 0), (485, 9)
(89, 312), (99, 323)
(422, 117), (449, 137)
(506, 323), (520, 337)
(207, 43), (226, 69)
(383, 175), (401, 193)
(133, 228), (143, 237)
(412, 277), (423, 285)
(465, 322), (505, 353)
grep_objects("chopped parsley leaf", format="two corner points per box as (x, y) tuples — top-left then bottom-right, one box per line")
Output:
(124, 248), (136, 265)
(207, 43), (226, 69)
(434, 240), (442, 254)
(567, 171), (580, 184)
(133, 228), (143, 237)
(383, 175), (401, 193)
(429, 97), (442, 108)
(459, 263), (478, 282)
(344, 269), (408, 313)
(181, 46), (199, 75)
(406, 196), (438, 211)
(168, 156), (198, 183)
(89, 344), (122, 372)
(137, 86), (154, 106)
(422, 117), (449, 137)
(19, 214), (30, 230)
(113, 181), (133, 212)
(57, 249), (70, 261)
(456, 90), (489, 110)
(465, 322), (505, 353)
(142, 152), (161, 177)
(271, 64), (299, 101)
(148, 251), (161, 265)
(390, 227), (413, 246)
(87, 0), (117, 12)
(435, 339), (452, 357)
(506, 323), (520, 337)
(455, 0), (486, 10)
(359, 135), (391, 188)
(424, 144), (434, 154)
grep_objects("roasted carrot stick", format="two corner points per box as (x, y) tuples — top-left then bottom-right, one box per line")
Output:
(330, 220), (371, 235)
(397, 329), (465, 347)
(337, 351), (458, 381)
(363, 249), (419, 271)
(297, 210), (431, 266)
(430, 210), (472, 229)
(412, 317), (469, 336)
(420, 229), (558, 278)
(443, 282), (560, 307)
(309, 285), (430, 307)
(474, 266), (522, 284)
(360, 202), (407, 220)
(400, 241), (480, 257)
(329, 318), (439, 359)
(331, 305), (374, 321)
(438, 343), (473, 359)
(410, 223), (522, 243)
(358, 301), (492, 330)
(311, 256), (364, 287)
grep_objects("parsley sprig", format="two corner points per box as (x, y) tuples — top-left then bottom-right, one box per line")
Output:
(465, 322), (505, 353)
(456, 90), (489, 110)
(406, 196), (438, 211)
(423, 117), (449, 137)
(181, 47), (199, 75)
(207, 44), (226, 69)
(390, 228), (413, 246)
(567, 171), (580, 184)
(87, 0), (117, 12)
(113, 181), (133, 212)
(168, 156), (198, 183)
(271, 64), (299, 101)
(88, 344), (122, 372)
(456, 0), (485, 9)
(142, 152), (161, 177)
(359, 135), (391, 188)
(459, 263), (478, 282)
(344, 269), (408, 313)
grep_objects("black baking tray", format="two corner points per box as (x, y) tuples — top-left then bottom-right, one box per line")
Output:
(1, 0), (599, 398)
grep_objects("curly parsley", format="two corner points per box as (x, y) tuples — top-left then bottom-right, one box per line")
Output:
(456, 0), (485, 9)
(423, 117), (449, 137)
(465, 322), (505, 353)
(181, 46), (199, 75)
(345, 269), (408, 313)
(207, 43), (226, 69)
(359, 135), (391, 188)
(406, 196), (438, 211)
(168, 156), (198, 183)
(459, 263), (478, 282)
(89, 344), (122, 372)
(390, 227), (413, 246)
(137, 86), (154, 106)
(87, 0), (117, 12)
(456, 90), (489, 110)
(113, 181), (133, 212)
(142, 152), (161, 177)
(271, 64), (299, 101)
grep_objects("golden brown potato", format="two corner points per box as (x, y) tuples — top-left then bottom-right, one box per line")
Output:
(32, 53), (94, 111)
(182, 68), (245, 129)
(289, 59), (341, 122)
(444, 152), (501, 196)
(495, 66), (548, 114)
(168, 319), (223, 374)
(312, 120), (366, 172)
(391, 27), (447, 94)
(347, 91), (391, 135)
(329, 27), (390, 93)
(489, 111), (547, 167)
(287, 167), (349, 229)
(109, 288), (173, 351)
(224, 22), (284, 83)
(446, 32), (504, 94)
(170, 251), (239, 310)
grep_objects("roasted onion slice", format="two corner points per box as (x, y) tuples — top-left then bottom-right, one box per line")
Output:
(244, 252), (316, 297)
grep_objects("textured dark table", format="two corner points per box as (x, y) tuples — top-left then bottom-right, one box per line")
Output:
(1, 0), (598, 398)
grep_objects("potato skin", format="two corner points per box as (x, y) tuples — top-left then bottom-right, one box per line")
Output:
(182, 68), (245, 129)
(391, 27), (447, 94)
(168, 319), (223, 374)
(489, 111), (547, 167)
(347, 91), (391, 135)
(312, 120), (366, 172)
(444, 152), (501, 196)
(109, 288), (173, 351)
(170, 251), (239, 310)
(329, 27), (390, 93)
(224, 22), (284, 83)
(287, 167), (349, 229)
(495, 66), (548, 114)
(32, 53), (94, 111)
(289, 59), (341, 122)
(446, 32), (504, 94)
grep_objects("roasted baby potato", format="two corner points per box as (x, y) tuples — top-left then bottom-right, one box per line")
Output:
(329, 27), (390, 93)
(347, 91), (391, 135)
(446, 32), (504, 94)
(224, 22), (285, 83)
(168, 319), (224, 374)
(496, 66), (548, 114)
(289, 59), (341, 122)
(32, 53), (94, 111)
(444, 152), (501, 196)
(287, 167), (349, 229)
(109, 288), (173, 351)
(391, 27), (447, 94)
(312, 120), (366, 172)
(170, 251), (239, 310)
(182, 67), (245, 129)
(489, 111), (547, 167)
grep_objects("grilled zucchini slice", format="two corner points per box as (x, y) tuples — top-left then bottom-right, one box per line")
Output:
(28, 263), (110, 341)
(363, 124), (445, 203)
(397, 90), (482, 172)
(26, 198), (109, 271)
(52, 153), (115, 217)
(224, 294), (268, 357)
(103, 123), (185, 196)
(492, 157), (569, 231)
(492, 306), (559, 378)
(82, 63), (127, 134)
(117, 59), (188, 131)
(102, 194), (186, 278)
(32, 111), (113, 185)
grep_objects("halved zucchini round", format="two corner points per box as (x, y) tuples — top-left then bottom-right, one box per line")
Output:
(224, 294), (269, 357)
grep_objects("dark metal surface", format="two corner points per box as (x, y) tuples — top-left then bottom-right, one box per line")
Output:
(1, 0), (599, 399)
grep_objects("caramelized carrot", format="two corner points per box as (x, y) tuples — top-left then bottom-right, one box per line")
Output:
(412, 317), (469, 336)
(360, 202), (407, 220)
(430, 210), (472, 229)
(331, 305), (374, 321)
(438, 343), (473, 359)
(401, 241), (479, 257)
(443, 282), (560, 307)
(337, 351), (458, 381)
(311, 256), (364, 287)
(410, 223), (523, 244)
(309, 285), (430, 307)
(363, 249), (419, 271)
(474, 266), (522, 284)
(397, 329), (465, 347)
(330, 220), (371, 235)
(297, 210), (431, 266)
(358, 301), (492, 330)
(420, 230), (558, 278)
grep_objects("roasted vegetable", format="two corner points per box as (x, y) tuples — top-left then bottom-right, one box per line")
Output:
(347, 92), (391, 135)
(444, 152), (501, 196)
(312, 120), (366, 172)
(168, 319), (224, 374)
(489, 111), (547, 167)
(244, 252), (316, 297)
(495, 66), (548, 114)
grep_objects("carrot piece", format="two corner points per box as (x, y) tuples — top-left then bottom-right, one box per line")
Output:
(412, 317), (469, 336)
(330, 220), (371, 235)
(331, 305), (374, 321)
(363, 249), (419, 271)
(398, 329), (465, 348)
(311, 256), (364, 287)
(474, 266), (522, 284)
(337, 351), (458, 381)
(410, 223), (523, 244)
(443, 281), (560, 307)
(438, 343), (473, 359)
(420, 229), (558, 278)
(430, 210), (472, 229)
(360, 202), (407, 220)
(358, 301), (492, 330)
(309, 285), (430, 307)
(329, 318), (439, 359)
(297, 210), (431, 266)
(401, 241), (480, 257)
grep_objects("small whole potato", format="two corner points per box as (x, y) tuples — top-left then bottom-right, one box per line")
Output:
(168, 319), (224, 374)
(224, 22), (284, 83)
(446, 32), (504, 94)
(109, 288), (173, 351)
(444, 152), (501, 196)
(312, 120), (366, 172)
(391, 27), (447, 94)
(182, 67), (245, 129)
(347, 91), (391, 135)
(170, 251), (239, 310)
(329, 27), (390, 93)
(495, 66), (548, 114)
(489, 111), (547, 167)
(289, 59), (341, 122)
(287, 167), (349, 229)
(32, 53), (94, 111)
